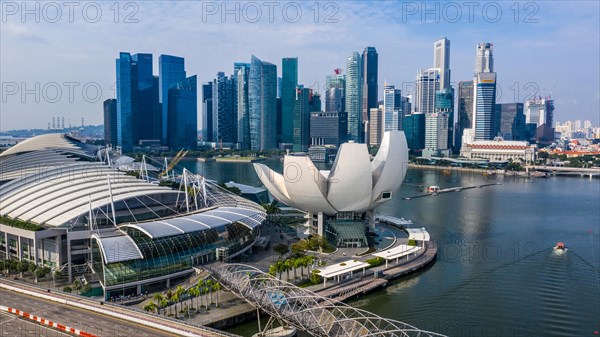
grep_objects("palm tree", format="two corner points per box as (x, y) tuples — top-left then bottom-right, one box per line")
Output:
(205, 279), (213, 305)
(293, 258), (303, 281)
(72, 279), (83, 294)
(159, 298), (169, 316)
(188, 286), (199, 311)
(165, 289), (174, 316)
(143, 301), (157, 313)
(284, 259), (293, 281)
(213, 282), (222, 307)
(174, 285), (185, 316)
(153, 293), (164, 315)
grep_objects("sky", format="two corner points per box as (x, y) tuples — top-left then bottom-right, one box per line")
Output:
(1, 0), (599, 131)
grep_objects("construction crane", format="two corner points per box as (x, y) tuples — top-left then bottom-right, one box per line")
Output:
(159, 149), (188, 178)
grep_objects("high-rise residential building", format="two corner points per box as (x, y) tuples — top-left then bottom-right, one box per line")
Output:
(159, 55), (186, 144)
(474, 42), (494, 74)
(325, 69), (345, 112)
(402, 112), (425, 150)
(212, 72), (237, 144)
(495, 103), (526, 140)
(201, 82), (213, 142)
(473, 72), (498, 140)
(369, 105), (384, 146)
(434, 37), (451, 90)
(236, 64), (250, 150)
(457, 81), (474, 149)
(310, 111), (347, 146)
(249, 55), (278, 151)
(103, 98), (117, 146)
(362, 47), (378, 143)
(281, 58), (298, 145)
(383, 85), (402, 132)
(345, 52), (362, 142)
(167, 75), (197, 150)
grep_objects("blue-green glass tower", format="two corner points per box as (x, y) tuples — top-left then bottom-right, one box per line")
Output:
(249, 55), (277, 151)
(168, 76), (197, 150)
(281, 58), (298, 145)
(159, 55), (186, 144)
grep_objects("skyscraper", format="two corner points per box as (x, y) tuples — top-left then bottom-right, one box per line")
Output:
(201, 82), (213, 142)
(237, 64), (250, 150)
(116, 52), (161, 152)
(457, 80), (474, 150)
(212, 72), (237, 144)
(310, 111), (347, 146)
(293, 86), (312, 152)
(325, 68), (345, 112)
(362, 47), (378, 143)
(473, 72), (498, 140)
(103, 98), (117, 147)
(159, 55), (186, 144)
(249, 55), (277, 151)
(281, 58), (298, 145)
(168, 75), (197, 150)
(402, 112), (425, 150)
(471, 43), (497, 141)
(132, 54), (161, 143)
(474, 42), (494, 74)
(369, 106), (384, 146)
(345, 52), (362, 142)
(383, 85), (402, 132)
(325, 87), (343, 113)
(434, 37), (451, 90)
(424, 88), (453, 157)
(495, 103), (526, 140)
(414, 68), (440, 115)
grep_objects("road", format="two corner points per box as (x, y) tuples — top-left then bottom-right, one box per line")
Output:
(0, 288), (176, 337)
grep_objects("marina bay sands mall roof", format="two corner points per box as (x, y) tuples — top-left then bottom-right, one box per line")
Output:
(0, 134), (266, 293)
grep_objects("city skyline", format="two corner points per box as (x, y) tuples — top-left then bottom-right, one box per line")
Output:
(1, 1), (599, 132)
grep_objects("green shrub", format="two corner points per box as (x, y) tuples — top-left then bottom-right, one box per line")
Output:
(365, 257), (384, 267)
(0, 215), (44, 231)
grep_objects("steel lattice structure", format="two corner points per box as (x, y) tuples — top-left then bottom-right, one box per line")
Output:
(207, 263), (447, 337)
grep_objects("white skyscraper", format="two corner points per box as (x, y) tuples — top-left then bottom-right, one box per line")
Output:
(474, 42), (494, 74)
(433, 37), (451, 90)
(414, 68), (440, 115)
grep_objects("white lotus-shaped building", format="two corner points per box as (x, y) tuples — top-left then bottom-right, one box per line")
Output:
(254, 131), (408, 245)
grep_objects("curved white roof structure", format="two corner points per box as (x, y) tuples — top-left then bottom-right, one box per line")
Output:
(254, 131), (409, 215)
(0, 133), (178, 228)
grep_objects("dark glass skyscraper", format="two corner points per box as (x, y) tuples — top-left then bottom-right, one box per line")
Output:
(202, 82), (213, 142)
(103, 98), (117, 146)
(159, 55), (186, 144)
(168, 76), (197, 150)
(281, 57), (298, 145)
(293, 86), (311, 152)
(236, 64), (251, 150)
(116, 52), (137, 152)
(212, 72), (237, 144)
(249, 55), (277, 151)
(402, 112), (425, 150)
(457, 80), (474, 150)
(361, 47), (378, 143)
(496, 103), (526, 140)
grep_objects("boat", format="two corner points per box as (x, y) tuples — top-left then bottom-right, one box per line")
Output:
(553, 242), (567, 254)
(427, 186), (440, 194)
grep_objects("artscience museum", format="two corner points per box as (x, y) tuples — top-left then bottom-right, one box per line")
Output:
(254, 131), (409, 248)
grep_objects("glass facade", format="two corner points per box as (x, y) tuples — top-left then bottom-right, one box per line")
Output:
(93, 220), (259, 287)
(159, 55), (186, 144)
(249, 55), (277, 151)
(281, 58), (298, 144)
(116, 52), (135, 152)
(212, 72), (238, 143)
(345, 52), (362, 142)
(474, 72), (497, 140)
(167, 76), (198, 150)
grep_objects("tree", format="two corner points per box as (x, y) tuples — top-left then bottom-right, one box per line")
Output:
(284, 259), (294, 281)
(63, 286), (73, 293)
(273, 244), (289, 257)
(17, 260), (30, 278)
(143, 301), (158, 313)
(153, 293), (164, 315)
(213, 282), (222, 307)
